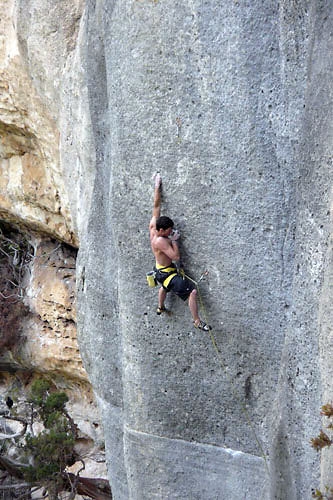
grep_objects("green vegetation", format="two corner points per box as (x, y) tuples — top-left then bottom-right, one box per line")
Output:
(22, 380), (76, 491)
(0, 378), (112, 499)
(311, 404), (333, 499)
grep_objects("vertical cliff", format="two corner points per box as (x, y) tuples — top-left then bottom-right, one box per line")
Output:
(0, 0), (106, 487)
(4, 0), (333, 498)
(74, 1), (332, 498)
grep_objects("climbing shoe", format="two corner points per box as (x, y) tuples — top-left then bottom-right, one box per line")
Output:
(156, 306), (167, 315)
(194, 320), (212, 332)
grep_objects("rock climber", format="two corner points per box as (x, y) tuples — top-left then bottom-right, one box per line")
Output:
(149, 173), (211, 331)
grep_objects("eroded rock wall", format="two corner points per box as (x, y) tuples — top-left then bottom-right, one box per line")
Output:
(0, 229), (107, 483)
(75, 2), (332, 499)
(0, 0), (78, 245)
(0, 0), (106, 485)
(1, 0), (332, 499)
(71, 1), (333, 499)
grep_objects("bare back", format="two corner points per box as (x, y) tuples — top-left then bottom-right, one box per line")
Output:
(151, 233), (174, 267)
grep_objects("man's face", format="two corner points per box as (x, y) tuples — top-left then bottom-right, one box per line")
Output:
(158, 227), (173, 237)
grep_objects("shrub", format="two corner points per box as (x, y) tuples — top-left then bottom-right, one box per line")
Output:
(311, 404), (333, 499)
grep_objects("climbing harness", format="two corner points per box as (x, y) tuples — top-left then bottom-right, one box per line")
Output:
(146, 264), (185, 289)
(153, 263), (178, 290)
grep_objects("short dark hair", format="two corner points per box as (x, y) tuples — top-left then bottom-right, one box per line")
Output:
(156, 216), (174, 231)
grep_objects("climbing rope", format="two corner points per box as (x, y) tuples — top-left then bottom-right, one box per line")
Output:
(185, 270), (271, 476)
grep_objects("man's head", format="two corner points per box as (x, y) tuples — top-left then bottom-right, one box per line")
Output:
(156, 216), (174, 232)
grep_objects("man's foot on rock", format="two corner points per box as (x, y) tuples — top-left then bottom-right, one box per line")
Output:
(194, 320), (212, 332)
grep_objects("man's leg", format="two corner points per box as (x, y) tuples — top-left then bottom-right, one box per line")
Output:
(158, 287), (167, 309)
(188, 289), (200, 325)
(188, 289), (211, 330)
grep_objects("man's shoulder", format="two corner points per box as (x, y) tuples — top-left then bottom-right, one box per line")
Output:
(156, 235), (169, 244)
(152, 235), (169, 249)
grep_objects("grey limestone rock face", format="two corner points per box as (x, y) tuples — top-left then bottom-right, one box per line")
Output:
(13, 0), (333, 498)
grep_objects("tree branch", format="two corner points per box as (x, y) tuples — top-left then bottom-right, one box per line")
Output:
(0, 482), (31, 490)
(63, 473), (112, 500)
(0, 456), (27, 479)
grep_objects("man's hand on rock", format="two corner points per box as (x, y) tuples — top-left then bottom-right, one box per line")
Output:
(154, 173), (162, 189)
(169, 229), (180, 241)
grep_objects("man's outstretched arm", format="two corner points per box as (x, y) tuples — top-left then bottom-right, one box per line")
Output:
(149, 173), (162, 233)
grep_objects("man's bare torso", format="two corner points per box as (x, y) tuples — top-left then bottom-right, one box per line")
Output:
(151, 234), (173, 267)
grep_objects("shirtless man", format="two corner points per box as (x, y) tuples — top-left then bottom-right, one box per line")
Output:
(149, 173), (211, 331)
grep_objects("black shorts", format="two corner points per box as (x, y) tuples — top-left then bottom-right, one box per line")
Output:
(166, 274), (195, 301)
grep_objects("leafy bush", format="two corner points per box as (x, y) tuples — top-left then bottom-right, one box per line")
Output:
(22, 380), (76, 484)
(24, 429), (75, 483)
(311, 404), (333, 499)
(44, 392), (69, 412)
(0, 378), (112, 499)
(28, 378), (51, 406)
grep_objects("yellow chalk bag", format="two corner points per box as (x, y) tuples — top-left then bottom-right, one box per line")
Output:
(146, 271), (157, 287)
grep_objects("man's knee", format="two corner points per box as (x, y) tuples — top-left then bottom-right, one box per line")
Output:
(189, 289), (197, 299)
